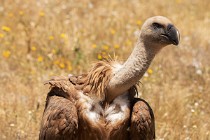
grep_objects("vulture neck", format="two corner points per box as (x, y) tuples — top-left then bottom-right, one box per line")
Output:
(107, 39), (162, 102)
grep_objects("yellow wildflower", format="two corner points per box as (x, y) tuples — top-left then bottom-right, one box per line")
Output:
(4, 42), (10, 45)
(102, 45), (109, 50)
(49, 72), (55, 77)
(110, 28), (116, 35)
(147, 68), (153, 75)
(31, 46), (37, 51)
(31, 70), (36, 75)
(136, 20), (142, 26)
(126, 39), (132, 46)
(39, 11), (45, 17)
(92, 44), (97, 48)
(2, 26), (11, 32)
(176, 0), (182, 4)
(97, 54), (102, 60)
(37, 56), (43, 62)
(114, 44), (120, 49)
(8, 12), (14, 17)
(60, 33), (67, 39)
(68, 65), (72, 71)
(48, 36), (54, 40)
(0, 33), (4, 38)
(59, 63), (65, 69)
(66, 61), (72, 71)
(101, 51), (106, 56)
(52, 49), (57, 54)
(2, 50), (11, 58)
(53, 60), (59, 65)
(19, 11), (24, 16)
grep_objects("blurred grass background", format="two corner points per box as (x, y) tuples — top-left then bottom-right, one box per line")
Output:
(0, 0), (210, 139)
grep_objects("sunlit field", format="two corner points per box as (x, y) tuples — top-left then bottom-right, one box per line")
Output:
(0, 0), (209, 139)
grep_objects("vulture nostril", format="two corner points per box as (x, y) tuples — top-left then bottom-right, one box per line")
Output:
(167, 24), (173, 31)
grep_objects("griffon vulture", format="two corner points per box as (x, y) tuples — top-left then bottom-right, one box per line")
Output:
(39, 16), (180, 140)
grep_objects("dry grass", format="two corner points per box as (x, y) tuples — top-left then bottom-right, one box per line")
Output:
(0, 0), (210, 139)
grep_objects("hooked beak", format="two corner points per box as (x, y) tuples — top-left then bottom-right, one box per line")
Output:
(161, 24), (180, 45)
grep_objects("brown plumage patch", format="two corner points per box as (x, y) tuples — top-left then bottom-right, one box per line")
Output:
(69, 61), (113, 102)
(44, 61), (114, 103)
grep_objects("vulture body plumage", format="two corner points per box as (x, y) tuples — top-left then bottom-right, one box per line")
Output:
(39, 16), (180, 140)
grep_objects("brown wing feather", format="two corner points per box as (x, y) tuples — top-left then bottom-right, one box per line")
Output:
(130, 98), (155, 140)
(45, 76), (78, 101)
(39, 96), (78, 140)
(40, 61), (114, 140)
(40, 77), (78, 140)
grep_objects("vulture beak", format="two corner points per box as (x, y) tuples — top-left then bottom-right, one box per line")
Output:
(161, 24), (180, 45)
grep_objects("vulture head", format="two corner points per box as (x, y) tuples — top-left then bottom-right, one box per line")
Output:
(107, 16), (180, 102)
(140, 16), (180, 48)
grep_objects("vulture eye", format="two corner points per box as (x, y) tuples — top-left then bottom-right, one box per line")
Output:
(152, 23), (163, 29)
